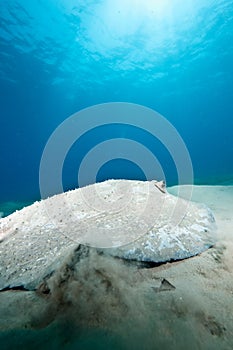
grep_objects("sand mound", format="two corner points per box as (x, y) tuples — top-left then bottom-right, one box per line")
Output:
(0, 180), (216, 290)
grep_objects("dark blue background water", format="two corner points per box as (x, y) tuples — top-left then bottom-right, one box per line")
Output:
(0, 0), (233, 202)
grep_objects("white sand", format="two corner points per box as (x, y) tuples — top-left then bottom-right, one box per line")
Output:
(0, 180), (215, 290)
(0, 185), (232, 350)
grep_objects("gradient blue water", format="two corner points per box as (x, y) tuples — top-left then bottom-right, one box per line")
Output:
(0, 0), (233, 204)
(0, 1), (233, 348)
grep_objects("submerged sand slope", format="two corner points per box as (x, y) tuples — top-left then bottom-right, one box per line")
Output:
(0, 180), (216, 290)
(0, 185), (232, 349)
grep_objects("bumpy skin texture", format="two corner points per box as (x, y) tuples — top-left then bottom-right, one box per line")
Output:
(0, 180), (216, 290)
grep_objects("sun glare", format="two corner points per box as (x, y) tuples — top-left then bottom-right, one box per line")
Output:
(98, 0), (172, 37)
(121, 0), (171, 17)
(84, 0), (190, 54)
(140, 0), (170, 14)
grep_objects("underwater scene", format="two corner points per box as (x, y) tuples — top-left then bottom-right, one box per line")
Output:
(0, 0), (233, 349)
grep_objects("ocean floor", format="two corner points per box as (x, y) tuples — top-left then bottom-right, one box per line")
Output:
(0, 185), (232, 350)
(0, 201), (33, 218)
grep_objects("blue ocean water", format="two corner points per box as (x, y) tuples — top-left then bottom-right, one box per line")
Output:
(0, 0), (233, 204)
(0, 2), (233, 348)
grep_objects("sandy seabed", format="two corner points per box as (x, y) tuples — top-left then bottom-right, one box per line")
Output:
(0, 185), (232, 350)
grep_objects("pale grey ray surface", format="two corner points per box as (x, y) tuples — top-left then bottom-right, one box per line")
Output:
(0, 180), (216, 290)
